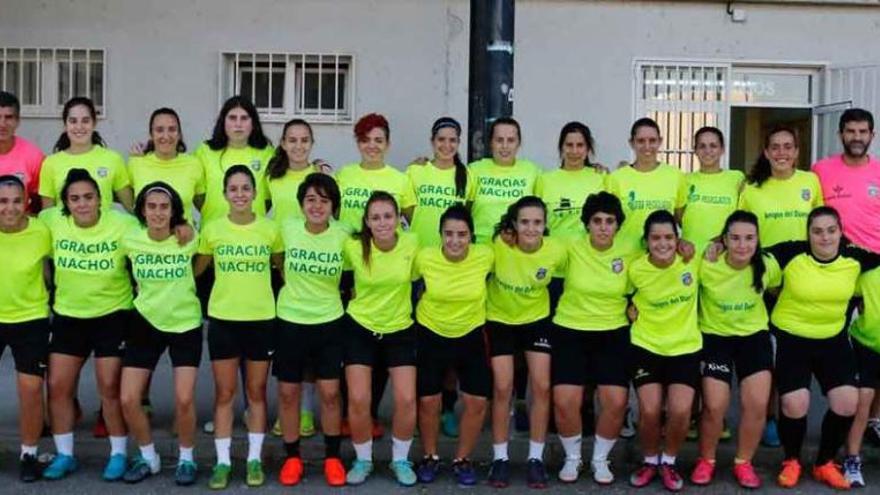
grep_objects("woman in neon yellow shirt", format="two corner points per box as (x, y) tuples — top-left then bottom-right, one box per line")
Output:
(468, 118), (542, 243)
(40, 168), (137, 482)
(266, 118), (323, 223)
(194, 165), (283, 489)
(412, 204), (493, 486)
(486, 196), (566, 489)
(0, 174), (52, 481)
(341, 192), (419, 487)
(739, 126), (823, 247)
(273, 173), (347, 487)
(39, 97), (133, 211)
(627, 210), (701, 492)
(691, 211), (780, 489)
(117, 182), (201, 485)
(551, 192), (636, 485)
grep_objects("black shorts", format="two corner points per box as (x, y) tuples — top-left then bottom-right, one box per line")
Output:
(552, 325), (630, 387)
(486, 319), (552, 357)
(50, 310), (130, 359)
(701, 332), (772, 385)
(123, 311), (202, 369)
(274, 318), (343, 383)
(852, 337), (880, 389)
(775, 329), (856, 395)
(208, 318), (274, 361)
(0, 319), (49, 377)
(416, 325), (491, 398)
(630, 345), (701, 389)
(342, 315), (416, 368)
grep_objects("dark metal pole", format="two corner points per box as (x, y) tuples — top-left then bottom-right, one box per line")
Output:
(467, 0), (515, 162)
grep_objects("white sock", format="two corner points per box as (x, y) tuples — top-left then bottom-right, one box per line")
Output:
(53, 432), (74, 456)
(559, 434), (582, 461)
(215, 437), (231, 465)
(247, 432), (265, 462)
(592, 434), (617, 462)
(139, 443), (157, 463)
(179, 446), (194, 463)
(20, 444), (38, 459)
(528, 440), (545, 461)
(391, 436), (412, 462)
(301, 382), (316, 413)
(353, 440), (372, 462)
(661, 453), (676, 465)
(493, 442), (509, 461)
(109, 435), (127, 456)
(645, 454), (660, 465)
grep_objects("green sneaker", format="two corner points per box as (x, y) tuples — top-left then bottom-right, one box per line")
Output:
(246, 460), (265, 487)
(389, 460), (417, 486)
(346, 459), (373, 485)
(300, 410), (316, 437)
(208, 463), (231, 490)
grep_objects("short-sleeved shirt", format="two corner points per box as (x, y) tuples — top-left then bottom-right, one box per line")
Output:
(128, 152), (205, 221)
(406, 162), (473, 247)
(813, 154), (880, 253)
(335, 163), (415, 233)
(536, 167), (606, 241)
(267, 165), (320, 223)
(0, 217), (51, 323)
(682, 170), (744, 251)
(851, 268), (880, 353)
(39, 146), (130, 210)
(194, 143), (275, 225)
(487, 237), (567, 325)
(0, 136), (44, 209)
(468, 158), (542, 244)
(738, 170), (823, 247)
(698, 254), (782, 337)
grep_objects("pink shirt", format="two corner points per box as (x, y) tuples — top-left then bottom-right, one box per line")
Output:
(813, 153), (880, 253)
(0, 136), (44, 208)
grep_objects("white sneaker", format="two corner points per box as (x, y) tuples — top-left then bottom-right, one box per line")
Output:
(558, 458), (582, 483)
(591, 459), (615, 485)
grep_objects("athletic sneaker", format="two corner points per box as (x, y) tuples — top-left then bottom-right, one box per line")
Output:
(346, 459), (373, 485)
(300, 410), (317, 437)
(733, 460), (761, 489)
(271, 418), (282, 437)
(761, 418), (781, 447)
(526, 458), (550, 488)
(102, 453), (128, 481)
(208, 463), (231, 490)
(629, 463), (658, 487)
(689, 457), (715, 485)
(686, 419), (699, 441)
(488, 459), (511, 488)
(844, 455), (865, 488)
(558, 458), (582, 483)
(441, 411), (460, 438)
(279, 456), (303, 486)
(246, 459), (265, 487)
(20, 453), (42, 482)
(389, 460), (417, 486)
(591, 459), (614, 485)
(174, 460), (197, 486)
(813, 460), (850, 490)
(620, 407), (637, 439)
(865, 418), (880, 447)
(415, 455), (441, 483)
(777, 458), (801, 488)
(659, 463), (684, 492)
(43, 454), (78, 480)
(323, 457), (346, 487)
(452, 458), (478, 486)
(123, 454), (160, 483)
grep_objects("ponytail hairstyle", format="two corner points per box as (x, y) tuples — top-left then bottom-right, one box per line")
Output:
(205, 95), (270, 151)
(806, 205), (849, 249)
(493, 195), (549, 240)
(358, 191), (399, 268)
(53, 97), (106, 152)
(0, 174), (26, 193)
(557, 121), (595, 168)
(720, 210), (766, 293)
(694, 126), (725, 148)
(747, 125), (798, 187)
(222, 164), (256, 190)
(268, 118), (314, 180)
(439, 203), (476, 243)
(629, 117), (662, 141)
(60, 168), (100, 216)
(430, 117), (468, 198)
(134, 181), (187, 230)
(143, 107), (187, 154)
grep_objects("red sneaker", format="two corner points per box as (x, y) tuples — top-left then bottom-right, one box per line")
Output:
(689, 457), (715, 485)
(279, 456), (303, 486)
(324, 457), (346, 487)
(629, 463), (658, 488)
(733, 460), (762, 489)
(659, 463), (684, 492)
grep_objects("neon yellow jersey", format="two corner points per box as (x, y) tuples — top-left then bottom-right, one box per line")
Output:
(682, 170), (744, 251)
(277, 221), (347, 325)
(629, 254), (702, 356)
(468, 158), (541, 243)
(536, 167), (606, 241)
(487, 237), (567, 325)
(607, 163), (687, 253)
(698, 254), (781, 337)
(40, 207), (136, 318)
(344, 232), (419, 334)
(336, 163), (415, 233)
(414, 244), (494, 337)
(406, 162), (473, 247)
(0, 217), (51, 323)
(198, 216), (282, 321)
(851, 268), (880, 353)
(128, 152), (205, 221)
(39, 146), (130, 210)
(122, 227), (201, 332)
(738, 170), (823, 247)
(267, 165), (320, 223)
(194, 142), (274, 225)
(553, 236), (637, 331)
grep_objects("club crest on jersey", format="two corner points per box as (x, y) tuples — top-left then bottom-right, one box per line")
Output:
(869, 183), (879, 198)
(97, 167), (108, 178)
(250, 159), (261, 172)
(801, 188), (811, 201)
(536, 267), (548, 280)
(611, 258), (624, 273)
(681, 271), (693, 286)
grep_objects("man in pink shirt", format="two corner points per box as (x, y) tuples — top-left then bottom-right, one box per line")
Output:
(813, 108), (880, 253)
(0, 91), (44, 212)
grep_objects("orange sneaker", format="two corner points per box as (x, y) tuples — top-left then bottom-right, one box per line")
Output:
(324, 457), (346, 487)
(279, 456), (304, 486)
(777, 459), (802, 488)
(812, 461), (850, 490)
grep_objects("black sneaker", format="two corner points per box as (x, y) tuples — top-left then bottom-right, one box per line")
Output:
(526, 459), (549, 489)
(488, 459), (511, 488)
(415, 455), (441, 484)
(20, 454), (41, 482)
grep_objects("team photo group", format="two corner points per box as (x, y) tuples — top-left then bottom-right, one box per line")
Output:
(1, 89), (880, 492)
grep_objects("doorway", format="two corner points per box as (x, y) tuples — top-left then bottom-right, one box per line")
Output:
(729, 107), (813, 173)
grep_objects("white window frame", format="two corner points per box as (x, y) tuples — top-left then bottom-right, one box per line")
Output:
(220, 51), (355, 124)
(0, 47), (107, 118)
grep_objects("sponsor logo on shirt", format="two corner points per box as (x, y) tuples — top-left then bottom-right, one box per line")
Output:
(97, 166), (108, 178)
(681, 271), (693, 286)
(611, 258), (624, 273)
(536, 267), (548, 280)
(800, 188), (811, 201)
(250, 159), (261, 172)
(869, 183), (879, 198)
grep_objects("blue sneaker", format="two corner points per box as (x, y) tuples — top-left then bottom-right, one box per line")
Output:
(346, 459), (373, 485)
(452, 458), (478, 486)
(526, 458), (550, 489)
(175, 460), (198, 486)
(102, 453), (128, 481)
(762, 418), (781, 447)
(390, 460), (417, 486)
(43, 454), (78, 480)
(441, 411), (460, 438)
(416, 455), (441, 483)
